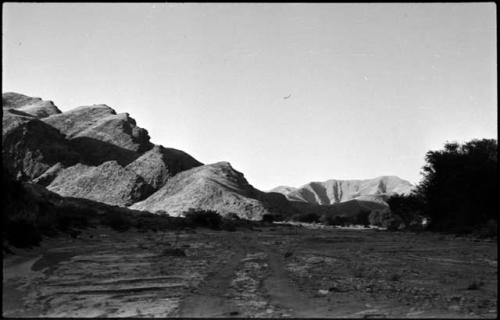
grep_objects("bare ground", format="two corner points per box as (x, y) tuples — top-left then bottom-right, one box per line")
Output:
(3, 225), (497, 318)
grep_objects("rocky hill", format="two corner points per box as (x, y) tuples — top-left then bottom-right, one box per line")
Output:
(271, 176), (414, 205)
(2, 92), (202, 207)
(2, 92), (287, 218)
(131, 161), (292, 220)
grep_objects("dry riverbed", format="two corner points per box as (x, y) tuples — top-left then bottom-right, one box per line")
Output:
(3, 225), (497, 318)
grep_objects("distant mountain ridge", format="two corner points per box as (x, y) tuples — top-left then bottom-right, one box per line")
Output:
(270, 176), (414, 205)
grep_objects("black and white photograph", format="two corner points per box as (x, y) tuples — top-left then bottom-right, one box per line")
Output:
(2, 3), (497, 318)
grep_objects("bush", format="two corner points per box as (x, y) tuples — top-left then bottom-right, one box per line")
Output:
(327, 216), (348, 226)
(183, 209), (223, 230)
(292, 212), (320, 223)
(221, 220), (237, 232)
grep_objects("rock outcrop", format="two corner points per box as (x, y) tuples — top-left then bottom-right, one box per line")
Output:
(43, 105), (153, 165)
(125, 145), (202, 191)
(47, 161), (153, 206)
(3, 92), (61, 118)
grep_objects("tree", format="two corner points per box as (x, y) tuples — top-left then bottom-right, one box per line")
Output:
(417, 139), (497, 233)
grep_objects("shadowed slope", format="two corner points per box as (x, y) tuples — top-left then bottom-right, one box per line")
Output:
(2, 109), (80, 181)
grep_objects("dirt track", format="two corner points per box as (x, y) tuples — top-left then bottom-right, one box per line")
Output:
(3, 225), (498, 318)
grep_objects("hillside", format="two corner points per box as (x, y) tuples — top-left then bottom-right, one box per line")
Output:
(131, 162), (292, 220)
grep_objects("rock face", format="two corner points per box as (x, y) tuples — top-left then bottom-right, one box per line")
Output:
(2, 109), (80, 181)
(271, 176), (414, 205)
(43, 105), (153, 165)
(47, 161), (152, 206)
(2, 92), (61, 118)
(126, 145), (202, 191)
(131, 162), (290, 219)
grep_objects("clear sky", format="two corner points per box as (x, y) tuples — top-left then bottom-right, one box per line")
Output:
(3, 3), (497, 190)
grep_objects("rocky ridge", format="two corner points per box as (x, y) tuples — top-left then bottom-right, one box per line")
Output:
(271, 176), (414, 205)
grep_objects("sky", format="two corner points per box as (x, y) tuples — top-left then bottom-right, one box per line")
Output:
(3, 3), (497, 190)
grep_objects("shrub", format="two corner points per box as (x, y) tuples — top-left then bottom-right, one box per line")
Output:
(221, 220), (237, 232)
(183, 209), (223, 230)
(293, 212), (320, 223)
(324, 215), (348, 226)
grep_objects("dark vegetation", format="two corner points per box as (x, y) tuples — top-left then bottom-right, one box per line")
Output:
(386, 193), (426, 230)
(387, 139), (497, 236)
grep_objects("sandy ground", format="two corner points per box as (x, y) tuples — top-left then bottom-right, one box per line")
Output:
(3, 225), (497, 318)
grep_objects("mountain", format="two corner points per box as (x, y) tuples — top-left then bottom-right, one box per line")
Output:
(131, 161), (292, 220)
(3, 93), (287, 219)
(2, 92), (202, 207)
(270, 176), (414, 205)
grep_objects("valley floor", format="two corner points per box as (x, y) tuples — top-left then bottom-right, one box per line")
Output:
(2, 225), (497, 318)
